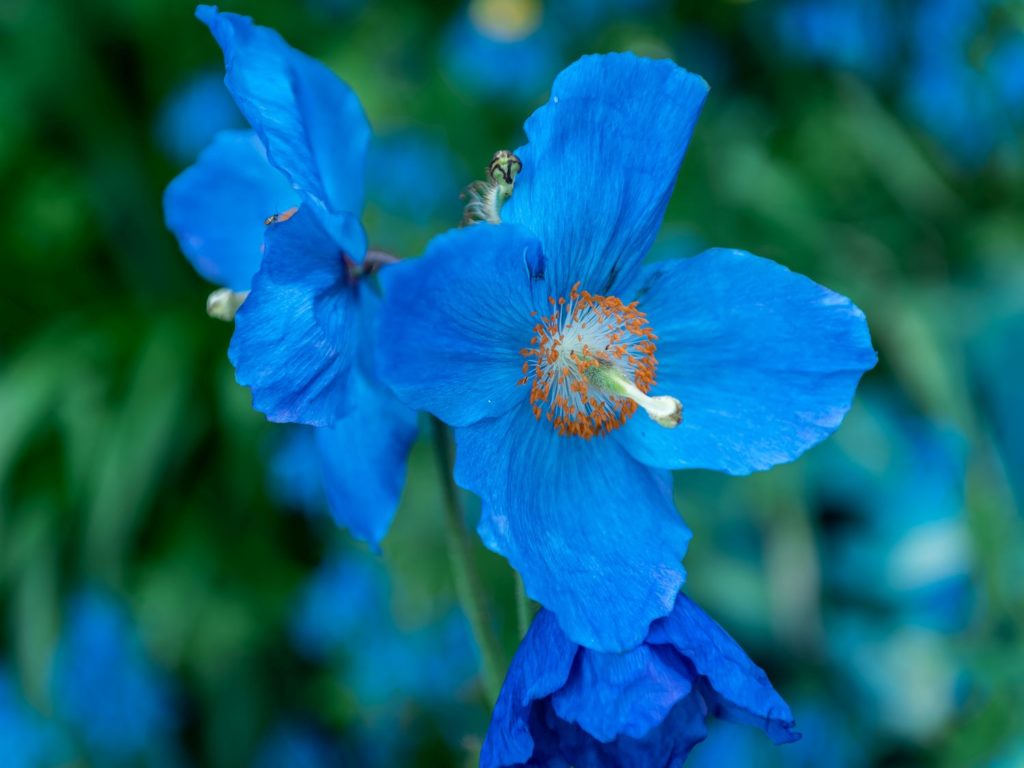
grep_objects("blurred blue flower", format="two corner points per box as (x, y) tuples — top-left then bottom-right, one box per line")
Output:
(0, 668), (70, 768)
(810, 391), (972, 632)
(481, 595), (798, 768)
(50, 589), (177, 765)
(290, 552), (477, 706)
(772, 0), (896, 77)
(903, 0), (1024, 166)
(549, 0), (665, 34)
(163, 6), (418, 547)
(268, 426), (327, 514)
(366, 131), (463, 225)
(154, 71), (243, 165)
(252, 720), (346, 768)
(380, 52), (876, 651)
(442, 2), (561, 104)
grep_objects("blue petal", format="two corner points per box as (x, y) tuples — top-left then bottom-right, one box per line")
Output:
(314, 373), (418, 548)
(377, 224), (542, 427)
(480, 610), (578, 768)
(229, 207), (360, 425)
(550, 644), (696, 742)
(648, 593), (799, 744)
(533, 693), (708, 767)
(616, 249), (876, 474)
(455, 403), (690, 652)
(196, 5), (369, 259)
(163, 130), (298, 291)
(503, 53), (709, 297)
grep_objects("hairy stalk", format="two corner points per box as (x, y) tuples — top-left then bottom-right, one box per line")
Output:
(431, 416), (504, 704)
(515, 573), (533, 640)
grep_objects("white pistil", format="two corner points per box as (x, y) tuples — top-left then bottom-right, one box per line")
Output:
(588, 364), (683, 429)
(206, 288), (249, 322)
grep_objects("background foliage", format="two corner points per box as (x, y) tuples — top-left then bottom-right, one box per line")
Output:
(2, 0), (1023, 765)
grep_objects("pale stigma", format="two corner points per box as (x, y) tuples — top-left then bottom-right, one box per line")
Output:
(587, 364), (683, 429)
(206, 288), (249, 322)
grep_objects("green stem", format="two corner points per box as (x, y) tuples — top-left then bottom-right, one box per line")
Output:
(515, 573), (533, 640)
(431, 416), (504, 704)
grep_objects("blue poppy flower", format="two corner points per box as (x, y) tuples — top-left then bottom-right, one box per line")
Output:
(772, 0), (895, 78)
(481, 594), (798, 768)
(0, 667), (71, 768)
(379, 53), (876, 651)
(50, 589), (177, 764)
(162, 6), (417, 547)
(154, 71), (243, 165)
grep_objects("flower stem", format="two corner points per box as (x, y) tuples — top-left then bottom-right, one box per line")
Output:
(515, 573), (533, 640)
(431, 416), (504, 704)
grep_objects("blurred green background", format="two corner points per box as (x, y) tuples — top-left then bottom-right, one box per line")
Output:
(2, 0), (1023, 765)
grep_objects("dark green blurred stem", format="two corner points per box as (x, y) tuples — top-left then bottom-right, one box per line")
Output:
(515, 573), (533, 640)
(431, 416), (504, 704)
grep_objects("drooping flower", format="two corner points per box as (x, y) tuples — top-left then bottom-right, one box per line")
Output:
(50, 589), (178, 765)
(162, 6), (417, 546)
(481, 594), (798, 768)
(379, 52), (876, 651)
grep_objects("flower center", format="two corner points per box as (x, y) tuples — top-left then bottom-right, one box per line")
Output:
(519, 283), (682, 438)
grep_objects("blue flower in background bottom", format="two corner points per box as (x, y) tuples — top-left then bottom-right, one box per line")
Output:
(0, 668), (70, 768)
(290, 552), (478, 705)
(380, 53), (876, 651)
(809, 390), (972, 632)
(50, 589), (177, 764)
(481, 595), (798, 768)
(162, 6), (417, 546)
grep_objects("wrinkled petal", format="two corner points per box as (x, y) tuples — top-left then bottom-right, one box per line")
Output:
(197, 5), (369, 259)
(455, 403), (690, 652)
(504, 52), (708, 297)
(378, 224), (543, 427)
(229, 207), (360, 425)
(551, 644), (696, 742)
(648, 594), (799, 744)
(617, 249), (876, 474)
(480, 611), (579, 768)
(163, 130), (298, 291)
(315, 373), (418, 548)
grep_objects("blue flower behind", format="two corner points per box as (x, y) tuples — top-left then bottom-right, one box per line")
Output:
(289, 552), (478, 705)
(163, 6), (418, 547)
(154, 71), (243, 165)
(50, 589), (177, 765)
(481, 594), (798, 768)
(252, 720), (346, 768)
(0, 667), (70, 768)
(772, 0), (896, 78)
(442, 3), (561, 105)
(268, 426), (328, 515)
(902, 0), (1024, 167)
(810, 391), (972, 633)
(379, 53), (876, 651)
(366, 131), (464, 226)
(689, 697), (862, 768)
